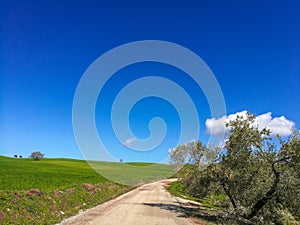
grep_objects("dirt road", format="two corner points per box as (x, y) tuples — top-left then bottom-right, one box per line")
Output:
(57, 179), (199, 225)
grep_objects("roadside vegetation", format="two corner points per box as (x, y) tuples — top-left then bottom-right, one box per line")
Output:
(169, 112), (300, 225)
(167, 181), (226, 210)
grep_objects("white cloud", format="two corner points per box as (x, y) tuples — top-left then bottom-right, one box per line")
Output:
(206, 110), (295, 137)
(124, 138), (136, 147)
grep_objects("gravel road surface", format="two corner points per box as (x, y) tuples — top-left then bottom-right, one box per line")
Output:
(57, 179), (199, 225)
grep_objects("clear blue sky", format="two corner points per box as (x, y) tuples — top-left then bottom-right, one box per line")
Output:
(1, 0), (299, 162)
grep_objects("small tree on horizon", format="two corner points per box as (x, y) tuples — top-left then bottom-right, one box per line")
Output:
(30, 151), (45, 160)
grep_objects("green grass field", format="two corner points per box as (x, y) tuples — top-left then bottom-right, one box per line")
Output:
(0, 156), (107, 191)
(0, 156), (173, 224)
(0, 156), (173, 190)
(89, 160), (174, 186)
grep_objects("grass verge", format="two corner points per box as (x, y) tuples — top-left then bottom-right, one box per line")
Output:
(166, 181), (230, 225)
(0, 181), (130, 225)
(167, 181), (224, 209)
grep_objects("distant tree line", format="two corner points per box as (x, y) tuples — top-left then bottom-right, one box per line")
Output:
(13, 151), (45, 160)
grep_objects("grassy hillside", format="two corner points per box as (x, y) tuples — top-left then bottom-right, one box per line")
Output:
(0, 156), (173, 190)
(0, 156), (173, 224)
(0, 156), (124, 224)
(89, 160), (173, 185)
(0, 156), (107, 191)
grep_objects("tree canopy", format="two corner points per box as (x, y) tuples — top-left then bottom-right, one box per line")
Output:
(170, 112), (300, 224)
(30, 151), (45, 160)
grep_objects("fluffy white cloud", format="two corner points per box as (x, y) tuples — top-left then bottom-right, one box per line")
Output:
(206, 110), (295, 137)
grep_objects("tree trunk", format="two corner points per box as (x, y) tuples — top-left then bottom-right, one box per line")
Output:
(246, 162), (280, 219)
(221, 182), (238, 209)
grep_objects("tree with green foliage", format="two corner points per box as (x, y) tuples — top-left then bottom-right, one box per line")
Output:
(170, 112), (300, 224)
(170, 141), (218, 170)
(169, 140), (221, 198)
(30, 151), (45, 160)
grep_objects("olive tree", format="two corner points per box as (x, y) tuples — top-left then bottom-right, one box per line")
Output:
(218, 113), (300, 223)
(169, 140), (221, 197)
(170, 113), (300, 224)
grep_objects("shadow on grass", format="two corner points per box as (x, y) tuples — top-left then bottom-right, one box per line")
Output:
(143, 202), (222, 223)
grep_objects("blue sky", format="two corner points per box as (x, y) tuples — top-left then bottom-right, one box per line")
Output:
(1, 0), (299, 162)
